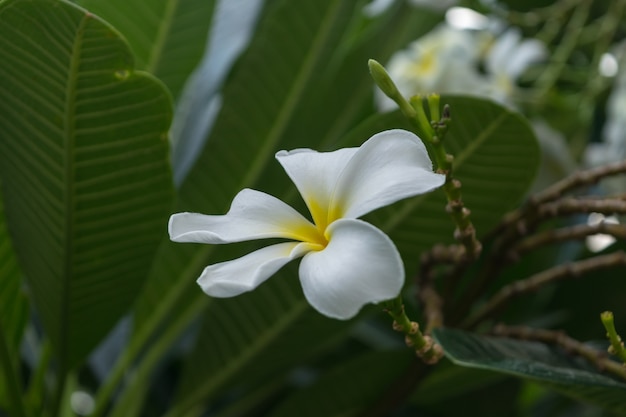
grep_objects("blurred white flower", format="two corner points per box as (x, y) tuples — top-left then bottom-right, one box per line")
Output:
(585, 42), (626, 193)
(376, 22), (546, 111)
(375, 24), (484, 111)
(586, 213), (619, 253)
(528, 120), (577, 194)
(363, 0), (457, 17)
(169, 130), (445, 320)
(481, 28), (547, 105)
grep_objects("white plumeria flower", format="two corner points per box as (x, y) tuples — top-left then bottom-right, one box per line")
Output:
(169, 129), (445, 320)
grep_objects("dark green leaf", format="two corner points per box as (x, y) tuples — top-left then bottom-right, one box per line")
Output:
(0, 0), (173, 368)
(76, 0), (216, 101)
(433, 328), (626, 415)
(269, 350), (414, 417)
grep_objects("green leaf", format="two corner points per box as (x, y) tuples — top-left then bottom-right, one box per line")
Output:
(433, 328), (626, 415)
(131, 0), (360, 367)
(269, 350), (415, 417)
(76, 0), (217, 101)
(171, 268), (351, 414)
(341, 96), (540, 259)
(0, 0), (173, 369)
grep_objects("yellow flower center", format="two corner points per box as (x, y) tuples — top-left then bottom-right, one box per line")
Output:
(411, 50), (436, 76)
(291, 197), (345, 250)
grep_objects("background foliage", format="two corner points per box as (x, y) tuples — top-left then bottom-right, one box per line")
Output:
(0, 0), (625, 416)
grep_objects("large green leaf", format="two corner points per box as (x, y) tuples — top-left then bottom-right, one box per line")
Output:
(77, 0), (217, 101)
(270, 351), (512, 417)
(0, 0), (173, 369)
(269, 350), (414, 417)
(434, 328), (626, 415)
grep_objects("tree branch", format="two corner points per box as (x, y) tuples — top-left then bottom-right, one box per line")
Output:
(462, 251), (626, 329)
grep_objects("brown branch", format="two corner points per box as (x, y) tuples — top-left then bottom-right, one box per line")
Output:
(417, 245), (459, 333)
(454, 196), (626, 323)
(509, 222), (626, 260)
(462, 251), (626, 329)
(530, 160), (626, 206)
(537, 198), (626, 219)
(492, 324), (626, 381)
(487, 160), (626, 242)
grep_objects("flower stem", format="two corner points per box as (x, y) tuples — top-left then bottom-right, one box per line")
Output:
(368, 59), (482, 259)
(601, 311), (626, 364)
(383, 296), (443, 364)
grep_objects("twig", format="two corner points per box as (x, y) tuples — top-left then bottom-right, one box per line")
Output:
(416, 244), (472, 331)
(537, 198), (626, 219)
(369, 60), (482, 260)
(492, 324), (626, 381)
(601, 311), (626, 364)
(384, 297), (444, 364)
(456, 164), (626, 324)
(488, 160), (626, 242)
(530, 161), (626, 206)
(509, 222), (626, 260)
(462, 251), (626, 329)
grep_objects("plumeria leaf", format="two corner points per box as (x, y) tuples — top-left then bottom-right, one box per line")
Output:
(269, 350), (414, 417)
(270, 351), (515, 417)
(0, 0), (173, 368)
(76, 0), (217, 101)
(433, 328), (626, 415)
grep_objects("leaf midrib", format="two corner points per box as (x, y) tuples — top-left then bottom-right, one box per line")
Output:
(59, 8), (89, 370)
(145, 0), (178, 74)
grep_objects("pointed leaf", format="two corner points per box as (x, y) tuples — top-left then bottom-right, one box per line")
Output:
(0, 0), (173, 368)
(76, 0), (217, 100)
(433, 328), (626, 415)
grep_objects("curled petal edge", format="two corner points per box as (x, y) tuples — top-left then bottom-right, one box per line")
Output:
(197, 241), (318, 297)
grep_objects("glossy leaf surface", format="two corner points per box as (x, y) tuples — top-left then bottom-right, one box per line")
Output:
(0, 0), (173, 368)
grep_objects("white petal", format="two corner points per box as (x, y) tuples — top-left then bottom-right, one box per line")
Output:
(197, 242), (315, 297)
(331, 129), (445, 220)
(298, 219), (404, 320)
(169, 188), (321, 244)
(275, 147), (357, 228)
(486, 29), (520, 74)
(505, 39), (546, 78)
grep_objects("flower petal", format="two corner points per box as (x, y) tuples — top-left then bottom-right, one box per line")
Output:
(505, 38), (546, 78)
(486, 29), (520, 74)
(275, 147), (357, 229)
(331, 129), (445, 220)
(169, 188), (320, 244)
(197, 242), (315, 297)
(298, 219), (404, 320)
